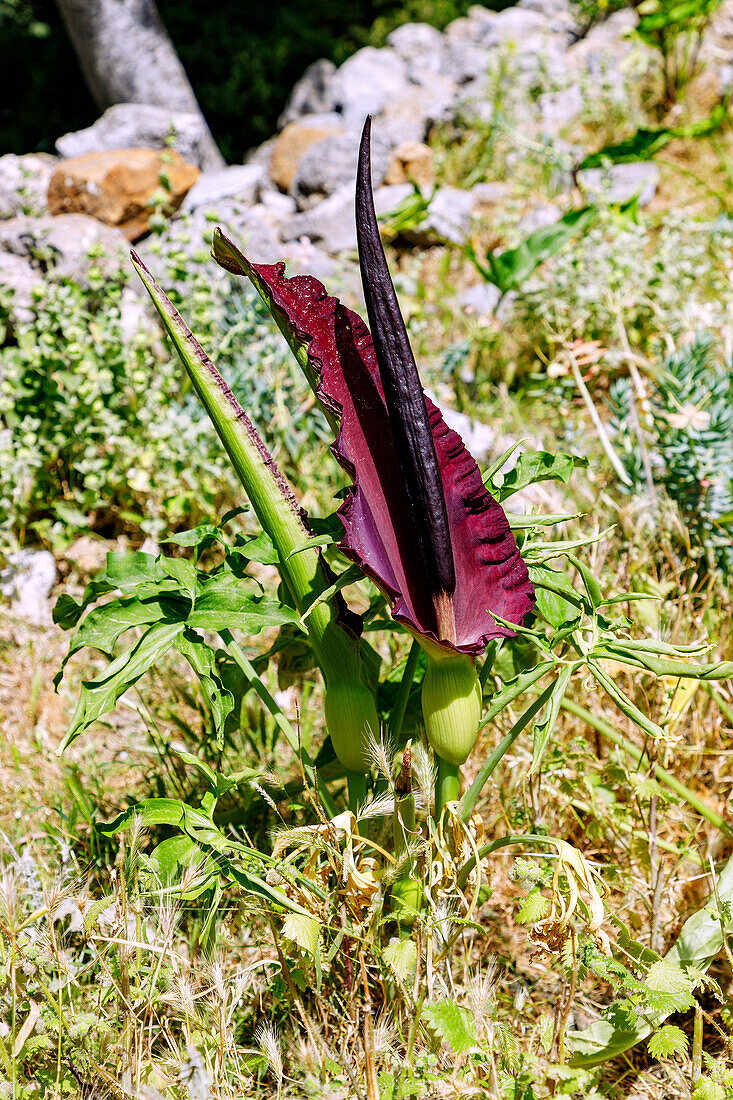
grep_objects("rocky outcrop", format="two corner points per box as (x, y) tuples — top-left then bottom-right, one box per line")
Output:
(47, 149), (199, 240)
(0, 154), (56, 219)
(57, 103), (222, 172)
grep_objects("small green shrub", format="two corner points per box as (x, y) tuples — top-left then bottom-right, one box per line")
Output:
(610, 334), (733, 573)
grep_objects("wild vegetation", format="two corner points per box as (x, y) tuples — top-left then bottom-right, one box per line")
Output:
(1, 1), (733, 1098)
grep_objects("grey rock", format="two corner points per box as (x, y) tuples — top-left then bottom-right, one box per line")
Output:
(402, 186), (476, 246)
(331, 47), (410, 129)
(0, 214), (129, 281)
(278, 58), (337, 126)
(518, 201), (561, 235)
(56, 103), (222, 171)
(457, 282), (501, 319)
(182, 164), (266, 212)
(258, 190), (297, 230)
(537, 84), (584, 135)
(0, 550), (56, 626)
(373, 183), (415, 214)
(386, 22), (446, 82)
(0, 153), (56, 218)
(470, 181), (512, 212)
(517, 0), (580, 36)
(292, 131), (391, 202)
(441, 40), (491, 85)
(481, 6), (567, 48)
(380, 78), (458, 145)
(566, 9), (638, 75)
(444, 7), (500, 45)
(281, 185), (357, 254)
(579, 161), (659, 207)
(0, 253), (43, 323)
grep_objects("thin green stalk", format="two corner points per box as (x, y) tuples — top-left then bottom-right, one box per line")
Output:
(435, 757), (460, 818)
(461, 681), (556, 821)
(561, 698), (733, 836)
(347, 770), (367, 815)
(389, 640), (420, 742)
(705, 682), (733, 729)
(456, 833), (553, 891)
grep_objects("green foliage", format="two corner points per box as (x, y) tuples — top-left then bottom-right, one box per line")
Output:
(578, 106), (727, 170)
(468, 207), (597, 295)
(610, 335), (733, 574)
(422, 1001), (476, 1054)
(0, 262), (233, 547)
(635, 0), (724, 104)
(647, 1023), (689, 1059)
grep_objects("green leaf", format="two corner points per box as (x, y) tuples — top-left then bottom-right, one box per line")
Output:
(383, 938), (417, 980)
(482, 661), (557, 726)
(161, 556), (197, 600)
(568, 853), (733, 1067)
(282, 913), (321, 958)
(517, 887), (550, 925)
(648, 1024), (689, 1060)
(588, 659), (666, 739)
(146, 835), (219, 899)
(530, 664), (573, 777)
(496, 451), (587, 502)
(187, 574), (299, 634)
(480, 207), (596, 293)
(162, 524), (223, 548)
(529, 563), (584, 628)
(422, 1001), (476, 1055)
(60, 622), (185, 751)
(579, 106), (726, 170)
(175, 630), (235, 747)
(54, 594), (178, 686)
(644, 960), (696, 1014)
(105, 551), (164, 590)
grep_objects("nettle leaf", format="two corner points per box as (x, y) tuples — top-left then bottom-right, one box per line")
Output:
(495, 451), (587, 502)
(61, 622), (185, 751)
(383, 938), (417, 980)
(643, 961), (695, 1015)
(282, 913), (321, 958)
(648, 1025), (689, 1061)
(517, 887), (550, 925)
(175, 630), (235, 747)
(422, 1001), (476, 1055)
(569, 853), (733, 1067)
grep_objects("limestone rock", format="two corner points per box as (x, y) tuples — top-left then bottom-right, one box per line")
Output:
(278, 59), (337, 127)
(0, 214), (129, 281)
(0, 154), (56, 219)
(48, 149), (199, 240)
(401, 186), (476, 246)
(566, 9), (639, 75)
(292, 130), (390, 203)
(331, 47), (410, 129)
(380, 78), (458, 144)
(537, 84), (584, 135)
(579, 162), (660, 207)
(281, 186), (358, 254)
(0, 252), (43, 324)
(385, 141), (435, 189)
(56, 103), (222, 171)
(386, 22), (446, 82)
(0, 550), (56, 626)
(269, 117), (344, 193)
(182, 164), (266, 212)
(458, 282), (501, 320)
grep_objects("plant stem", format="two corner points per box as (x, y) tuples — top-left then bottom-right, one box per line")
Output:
(461, 681), (556, 821)
(435, 757), (460, 817)
(389, 640), (420, 742)
(561, 698), (733, 836)
(347, 770), (367, 815)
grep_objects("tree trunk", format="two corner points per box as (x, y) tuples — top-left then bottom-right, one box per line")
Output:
(55, 0), (224, 168)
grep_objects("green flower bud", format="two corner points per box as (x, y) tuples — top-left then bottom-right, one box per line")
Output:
(325, 678), (379, 773)
(421, 652), (481, 766)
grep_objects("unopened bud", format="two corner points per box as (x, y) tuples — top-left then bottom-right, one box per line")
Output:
(422, 653), (481, 766)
